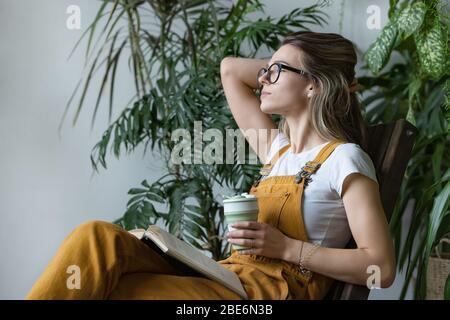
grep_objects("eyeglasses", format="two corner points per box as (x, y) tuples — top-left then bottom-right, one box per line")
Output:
(257, 62), (311, 85)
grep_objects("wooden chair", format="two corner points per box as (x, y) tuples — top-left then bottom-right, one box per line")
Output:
(324, 119), (418, 300)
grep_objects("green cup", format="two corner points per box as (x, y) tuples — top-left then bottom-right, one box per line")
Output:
(223, 193), (259, 251)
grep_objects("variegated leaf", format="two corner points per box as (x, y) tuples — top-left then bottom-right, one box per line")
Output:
(364, 21), (399, 74)
(415, 15), (448, 79)
(396, 2), (427, 40)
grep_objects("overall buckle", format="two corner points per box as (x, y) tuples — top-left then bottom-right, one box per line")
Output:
(295, 162), (321, 185)
(304, 161), (321, 171)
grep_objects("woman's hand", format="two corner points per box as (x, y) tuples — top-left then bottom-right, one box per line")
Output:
(226, 221), (292, 260)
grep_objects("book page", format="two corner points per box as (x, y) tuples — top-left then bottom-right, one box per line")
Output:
(148, 226), (231, 279)
(146, 225), (247, 299)
(128, 228), (145, 240)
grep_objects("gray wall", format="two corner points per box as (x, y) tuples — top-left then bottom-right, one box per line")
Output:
(0, 0), (412, 299)
(0, 0), (165, 299)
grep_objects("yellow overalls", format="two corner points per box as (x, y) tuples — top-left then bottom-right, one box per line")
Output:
(25, 140), (344, 300)
(218, 140), (344, 300)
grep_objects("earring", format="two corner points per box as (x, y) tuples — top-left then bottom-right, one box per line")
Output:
(307, 92), (313, 98)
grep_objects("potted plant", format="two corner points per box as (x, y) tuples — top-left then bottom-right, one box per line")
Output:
(358, 0), (449, 299)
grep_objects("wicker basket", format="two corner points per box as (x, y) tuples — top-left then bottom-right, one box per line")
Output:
(426, 238), (450, 300)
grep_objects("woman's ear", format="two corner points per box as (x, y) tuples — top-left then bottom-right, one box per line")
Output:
(307, 86), (314, 98)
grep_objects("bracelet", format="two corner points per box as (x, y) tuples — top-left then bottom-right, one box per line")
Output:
(298, 242), (320, 276)
(297, 241), (304, 266)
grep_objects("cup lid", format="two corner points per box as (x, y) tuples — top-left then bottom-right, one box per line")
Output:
(223, 192), (256, 202)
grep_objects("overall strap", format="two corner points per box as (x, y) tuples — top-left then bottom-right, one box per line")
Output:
(295, 140), (344, 185)
(259, 144), (291, 175)
(252, 144), (291, 187)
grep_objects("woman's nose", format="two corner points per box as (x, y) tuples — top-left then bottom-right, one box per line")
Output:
(258, 72), (270, 86)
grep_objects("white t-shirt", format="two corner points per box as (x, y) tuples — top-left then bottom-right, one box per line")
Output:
(262, 132), (378, 248)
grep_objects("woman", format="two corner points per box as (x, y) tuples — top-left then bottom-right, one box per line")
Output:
(26, 31), (395, 300)
(218, 31), (396, 300)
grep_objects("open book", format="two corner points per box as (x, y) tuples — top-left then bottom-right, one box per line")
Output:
(128, 225), (248, 300)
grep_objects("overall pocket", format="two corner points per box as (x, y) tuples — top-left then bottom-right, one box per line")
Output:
(255, 192), (291, 228)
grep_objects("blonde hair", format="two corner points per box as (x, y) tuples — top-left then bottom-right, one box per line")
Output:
(278, 31), (369, 151)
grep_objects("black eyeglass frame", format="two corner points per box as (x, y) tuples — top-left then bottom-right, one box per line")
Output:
(257, 62), (314, 86)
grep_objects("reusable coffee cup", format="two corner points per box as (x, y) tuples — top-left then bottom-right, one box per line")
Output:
(223, 193), (259, 251)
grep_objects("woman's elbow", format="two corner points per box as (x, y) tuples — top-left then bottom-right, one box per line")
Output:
(364, 253), (396, 288)
(380, 271), (396, 288)
(379, 259), (396, 288)
(220, 56), (234, 77)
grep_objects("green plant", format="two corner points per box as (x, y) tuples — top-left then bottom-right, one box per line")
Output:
(60, 0), (330, 260)
(445, 272), (450, 299)
(358, 0), (449, 299)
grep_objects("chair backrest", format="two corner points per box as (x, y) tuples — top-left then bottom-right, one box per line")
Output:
(324, 119), (418, 300)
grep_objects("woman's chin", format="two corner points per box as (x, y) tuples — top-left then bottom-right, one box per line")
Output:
(260, 103), (275, 114)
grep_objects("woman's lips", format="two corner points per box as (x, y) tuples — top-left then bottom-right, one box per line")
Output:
(261, 92), (271, 97)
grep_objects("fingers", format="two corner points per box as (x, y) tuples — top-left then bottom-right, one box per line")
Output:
(231, 221), (262, 230)
(226, 221), (270, 256)
(227, 237), (261, 248)
(227, 228), (259, 239)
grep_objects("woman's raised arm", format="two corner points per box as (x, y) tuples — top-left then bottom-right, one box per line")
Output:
(220, 57), (278, 164)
